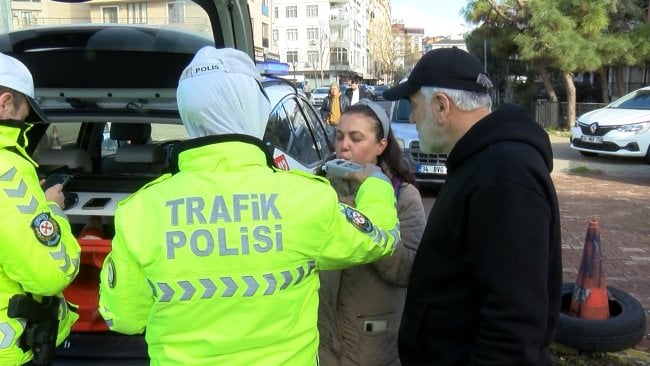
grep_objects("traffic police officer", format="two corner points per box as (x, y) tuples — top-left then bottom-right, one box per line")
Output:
(98, 46), (400, 365)
(0, 53), (80, 365)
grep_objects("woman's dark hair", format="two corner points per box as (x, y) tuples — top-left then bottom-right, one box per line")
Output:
(342, 105), (416, 186)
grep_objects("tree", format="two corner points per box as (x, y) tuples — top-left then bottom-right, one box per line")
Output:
(600, 0), (650, 99)
(465, 0), (614, 126)
(308, 25), (330, 87)
(368, 21), (401, 84)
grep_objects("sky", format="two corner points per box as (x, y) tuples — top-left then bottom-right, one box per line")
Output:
(390, 0), (470, 37)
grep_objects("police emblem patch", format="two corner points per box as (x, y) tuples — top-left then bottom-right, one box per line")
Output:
(344, 207), (373, 233)
(31, 212), (61, 246)
(106, 258), (116, 288)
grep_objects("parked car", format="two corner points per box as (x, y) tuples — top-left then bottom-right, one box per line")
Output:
(389, 99), (448, 186)
(361, 84), (376, 99)
(309, 86), (331, 107)
(2, 1), (333, 360)
(570, 86), (650, 163)
(372, 84), (390, 101)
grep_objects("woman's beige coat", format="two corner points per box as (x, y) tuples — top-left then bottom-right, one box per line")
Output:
(318, 183), (426, 365)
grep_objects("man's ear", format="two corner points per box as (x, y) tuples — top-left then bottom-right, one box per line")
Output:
(0, 92), (12, 112)
(434, 93), (453, 121)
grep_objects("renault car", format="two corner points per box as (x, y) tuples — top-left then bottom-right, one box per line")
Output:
(570, 86), (650, 163)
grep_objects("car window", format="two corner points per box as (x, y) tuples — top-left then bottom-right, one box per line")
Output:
(32, 122), (82, 159)
(300, 98), (332, 159)
(264, 105), (292, 152)
(612, 90), (650, 110)
(393, 100), (411, 123)
(102, 123), (188, 158)
(283, 98), (320, 165)
(8, 1), (213, 41)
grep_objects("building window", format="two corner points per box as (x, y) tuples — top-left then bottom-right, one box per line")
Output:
(286, 6), (297, 18)
(306, 27), (319, 41)
(307, 51), (319, 64)
(127, 2), (147, 24)
(261, 0), (269, 16)
(331, 47), (348, 65)
(17, 11), (37, 26)
(286, 28), (298, 41)
(273, 29), (279, 43)
(101, 6), (119, 23)
(262, 23), (269, 48)
(286, 51), (298, 63)
(168, 1), (185, 23)
(306, 5), (318, 17)
(274, 6), (278, 18)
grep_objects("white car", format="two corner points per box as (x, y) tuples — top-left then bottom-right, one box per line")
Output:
(389, 99), (447, 187)
(309, 86), (331, 107)
(570, 86), (650, 163)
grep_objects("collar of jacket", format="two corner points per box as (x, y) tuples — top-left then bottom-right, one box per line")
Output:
(447, 103), (553, 173)
(168, 133), (275, 174)
(0, 119), (37, 166)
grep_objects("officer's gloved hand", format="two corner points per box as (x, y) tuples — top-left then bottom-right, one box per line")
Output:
(345, 163), (388, 185)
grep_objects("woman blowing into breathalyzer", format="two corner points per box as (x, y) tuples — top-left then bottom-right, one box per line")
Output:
(318, 99), (426, 366)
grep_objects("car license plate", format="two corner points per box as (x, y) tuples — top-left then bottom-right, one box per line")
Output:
(581, 135), (603, 144)
(417, 164), (447, 174)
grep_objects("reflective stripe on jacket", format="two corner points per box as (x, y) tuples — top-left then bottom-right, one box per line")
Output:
(0, 122), (80, 365)
(99, 136), (399, 366)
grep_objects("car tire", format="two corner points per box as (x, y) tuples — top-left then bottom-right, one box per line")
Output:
(555, 282), (646, 352)
(645, 146), (650, 164)
(579, 151), (598, 157)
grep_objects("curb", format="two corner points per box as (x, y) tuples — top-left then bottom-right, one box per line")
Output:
(551, 342), (650, 365)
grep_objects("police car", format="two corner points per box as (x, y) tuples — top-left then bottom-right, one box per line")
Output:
(2, 0), (333, 361)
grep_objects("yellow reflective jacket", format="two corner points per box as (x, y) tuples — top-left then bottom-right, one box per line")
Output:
(99, 137), (399, 366)
(0, 122), (80, 365)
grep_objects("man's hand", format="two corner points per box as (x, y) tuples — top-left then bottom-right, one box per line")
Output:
(43, 182), (65, 208)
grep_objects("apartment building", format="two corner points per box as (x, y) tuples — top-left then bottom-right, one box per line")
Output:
(272, 0), (380, 88)
(391, 22), (423, 73)
(248, 0), (280, 62)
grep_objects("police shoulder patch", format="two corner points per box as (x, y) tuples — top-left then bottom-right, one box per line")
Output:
(344, 206), (373, 233)
(31, 212), (61, 246)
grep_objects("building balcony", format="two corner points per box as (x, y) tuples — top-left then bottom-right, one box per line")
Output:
(330, 15), (348, 25)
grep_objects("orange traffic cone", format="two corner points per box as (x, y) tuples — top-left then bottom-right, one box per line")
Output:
(569, 219), (609, 320)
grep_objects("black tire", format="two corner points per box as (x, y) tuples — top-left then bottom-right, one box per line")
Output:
(579, 151), (598, 157)
(555, 282), (646, 352)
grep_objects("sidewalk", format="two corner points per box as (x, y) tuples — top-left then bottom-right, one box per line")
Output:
(552, 168), (650, 363)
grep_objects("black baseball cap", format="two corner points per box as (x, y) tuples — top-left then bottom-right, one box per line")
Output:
(383, 47), (492, 101)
